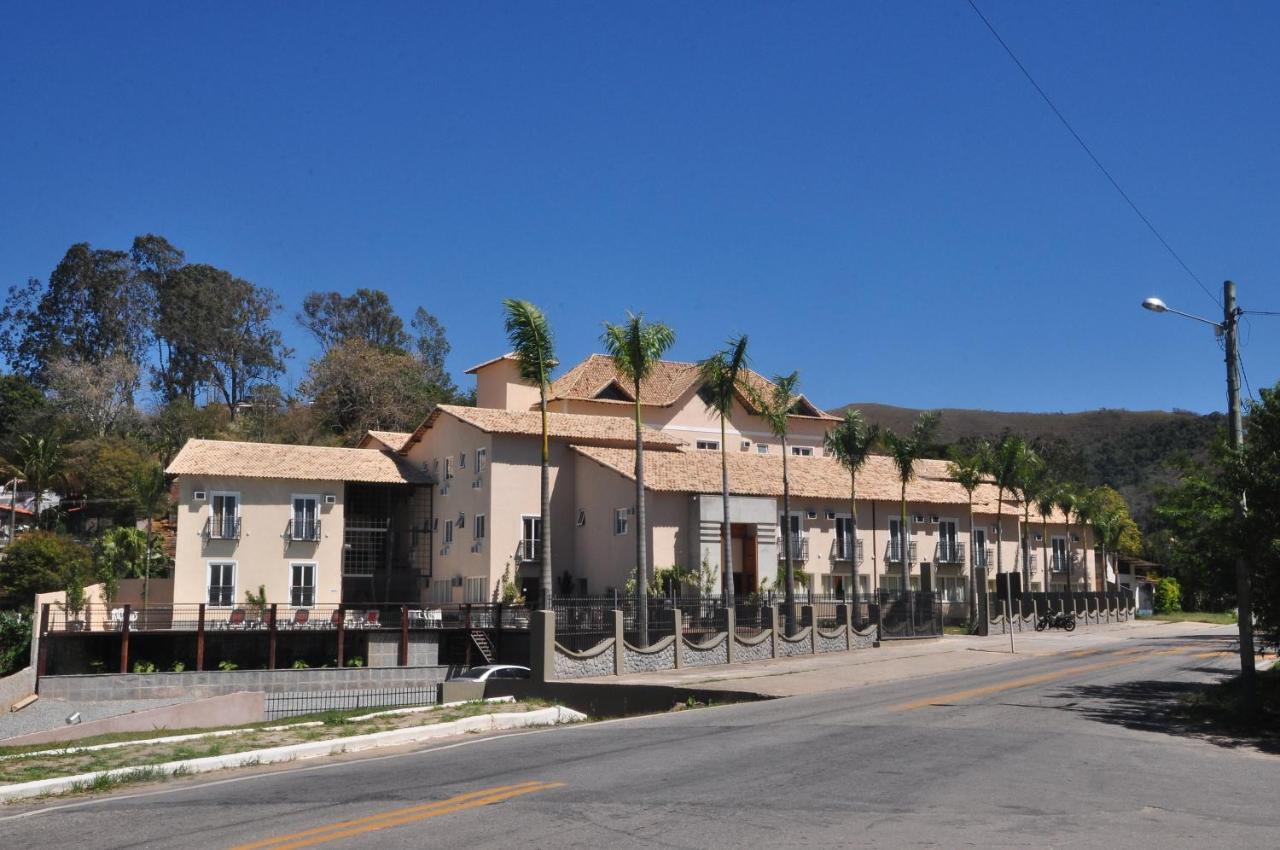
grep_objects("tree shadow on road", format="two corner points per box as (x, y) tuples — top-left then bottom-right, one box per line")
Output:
(1050, 675), (1280, 755)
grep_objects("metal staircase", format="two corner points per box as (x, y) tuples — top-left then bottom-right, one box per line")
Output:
(469, 630), (495, 664)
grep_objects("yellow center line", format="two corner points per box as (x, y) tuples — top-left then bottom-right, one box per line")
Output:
(229, 781), (563, 850)
(894, 644), (1203, 711)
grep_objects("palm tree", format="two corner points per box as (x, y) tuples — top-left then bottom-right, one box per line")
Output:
(503, 299), (557, 608)
(824, 409), (881, 601)
(1035, 482), (1059, 593)
(946, 444), (985, 627)
(754, 371), (802, 636)
(601, 311), (676, 648)
(697, 335), (749, 606)
(882, 412), (941, 596)
(1071, 491), (1094, 593)
(1011, 449), (1044, 589)
(981, 435), (1027, 592)
(17, 434), (62, 526)
(1054, 487), (1077, 592)
(130, 460), (169, 607)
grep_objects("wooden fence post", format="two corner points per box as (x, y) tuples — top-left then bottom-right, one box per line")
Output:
(267, 603), (278, 670)
(119, 604), (132, 674)
(196, 604), (206, 671)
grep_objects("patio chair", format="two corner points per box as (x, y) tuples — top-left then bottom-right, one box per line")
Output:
(329, 609), (344, 629)
(106, 608), (124, 631)
(364, 609), (381, 628)
(407, 609), (426, 627)
(291, 609), (310, 629)
(228, 608), (247, 630)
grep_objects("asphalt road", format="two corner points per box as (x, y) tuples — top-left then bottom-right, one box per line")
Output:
(4, 626), (1274, 848)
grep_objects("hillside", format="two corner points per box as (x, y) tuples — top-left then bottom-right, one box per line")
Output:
(832, 403), (1226, 527)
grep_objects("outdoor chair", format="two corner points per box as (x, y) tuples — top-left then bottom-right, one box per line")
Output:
(329, 610), (343, 629)
(291, 609), (310, 629)
(424, 608), (443, 627)
(365, 609), (381, 628)
(407, 609), (426, 627)
(228, 608), (247, 629)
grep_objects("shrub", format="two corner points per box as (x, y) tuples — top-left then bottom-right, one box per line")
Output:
(1154, 577), (1183, 614)
(345, 656), (364, 668)
(217, 660), (238, 672)
(132, 660), (157, 673)
(292, 659), (309, 669)
(171, 661), (186, 673)
(0, 611), (32, 676)
(0, 531), (91, 605)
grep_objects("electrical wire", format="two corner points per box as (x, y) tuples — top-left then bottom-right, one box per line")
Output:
(964, 0), (1220, 309)
(1238, 349), (1256, 403)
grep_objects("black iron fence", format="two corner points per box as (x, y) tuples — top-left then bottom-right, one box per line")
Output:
(877, 590), (943, 639)
(264, 686), (440, 720)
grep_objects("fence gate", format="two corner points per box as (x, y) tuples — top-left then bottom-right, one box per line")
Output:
(877, 590), (943, 639)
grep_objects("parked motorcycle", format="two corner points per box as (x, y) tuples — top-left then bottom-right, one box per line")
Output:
(1035, 610), (1077, 632)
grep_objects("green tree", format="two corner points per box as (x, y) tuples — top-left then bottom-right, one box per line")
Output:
(0, 611), (32, 676)
(883, 412), (941, 592)
(982, 435), (1028, 591)
(145, 398), (229, 463)
(0, 531), (91, 606)
(1235, 383), (1280, 649)
(697, 335), (749, 606)
(412, 308), (457, 396)
(130, 460), (169, 605)
(61, 438), (154, 524)
(1054, 487), (1078, 591)
(202, 271), (290, 417)
(754, 371), (803, 635)
(1153, 576), (1182, 614)
(298, 289), (410, 352)
(1010, 446), (1044, 589)
(1036, 482), (1060, 592)
(93, 527), (165, 605)
(601, 311), (676, 647)
(16, 433), (62, 520)
(302, 340), (446, 439)
(1085, 486), (1141, 590)
(503, 299), (556, 608)
(0, 374), (46, 454)
(130, 234), (186, 398)
(946, 444), (985, 626)
(825, 409), (881, 599)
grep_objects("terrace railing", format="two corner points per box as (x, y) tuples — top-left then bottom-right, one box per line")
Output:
(204, 516), (241, 540)
(287, 518), (322, 542)
(971, 545), (995, 569)
(934, 542), (965, 565)
(831, 536), (864, 566)
(777, 534), (809, 562)
(884, 541), (917, 564)
(516, 539), (541, 563)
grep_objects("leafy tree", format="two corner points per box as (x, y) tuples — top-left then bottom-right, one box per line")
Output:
(698, 335), (749, 606)
(883, 412), (941, 592)
(1036, 482), (1060, 591)
(1009, 445), (1044, 589)
(45, 354), (140, 437)
(0, 611), (32, 676)
(1233, 382), (1280, 650)
(1086, 486), (1141, 590)
(826, 409), (881, 599)
(754, 371), (803, 636)
(144, 398), (229, 463)
(0, 531), (91, 607)
(946, 444), (985, 625)
(94, 526), (167, 605)
(982, 435), (1028, 590)
(1054, 487), (1079, 590)
(130, 234), (188, 399)
(299, 289), (410, 352)
(16, 433), (62, 520)
(61, 438), (154, 524)
(503, 299), (556, 608)
(1153, 576), (1182, 614)
(412, 307), (455, 394)
(130, 459), (169, 604)
(601, 311), (676, 647)
(0, 374), (46, 453)
(202, 271), (290, 417)
(303, 340), (448, 439)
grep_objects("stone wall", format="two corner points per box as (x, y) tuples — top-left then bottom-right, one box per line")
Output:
(682, 634), (728, 668)
(815, 627), (847, 654)
(623, 637), (676, 674)
(732, 632), (773, 664)
(0, 666), (35, 710)
(777, 628), (812, 658)
(553, 639), (616, 680)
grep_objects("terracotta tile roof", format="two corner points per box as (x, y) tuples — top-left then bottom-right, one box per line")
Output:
(356, 430), (412, 452)
(167, 439), (431, 484)
(406, 404), (685, 450)
(463, 352), (519, 374)
(546, 354), (836, 420)
(570, 446), (1061, 518)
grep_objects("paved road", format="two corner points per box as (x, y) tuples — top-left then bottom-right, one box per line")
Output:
(4, 625), (1274, 848)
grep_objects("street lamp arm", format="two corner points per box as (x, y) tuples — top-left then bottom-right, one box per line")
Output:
(1142, 299), (1223, 329)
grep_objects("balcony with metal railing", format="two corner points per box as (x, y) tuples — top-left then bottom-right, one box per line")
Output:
(516, 539), (541, 563)
(776, 534), (809, 562)
(830, 536), (864, 566)
(884, 540), (917, 564)
(971, 545), (995, 569)
(287, 518), (321, 542)
(204, 515), (241, 540)
(934, 542), (965, 565)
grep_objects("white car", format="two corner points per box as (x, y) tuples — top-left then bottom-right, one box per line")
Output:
(448, 664), (530, 682)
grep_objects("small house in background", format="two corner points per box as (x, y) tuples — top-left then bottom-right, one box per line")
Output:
(1117, 555), (1160, 615)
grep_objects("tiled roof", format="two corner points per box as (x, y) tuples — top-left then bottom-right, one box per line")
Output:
(356, 430), (412, 452)
(546, 354), (836, 420)
(571, 445), (1063, 519)
(405, 404), (685, 450)
(463, 352), (519, 374)
(167, 439), (431, 484)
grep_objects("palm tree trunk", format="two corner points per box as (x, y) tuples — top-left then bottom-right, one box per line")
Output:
(634, 394), (649, 648)
(967, 495), (977, 628)
(539, 388), (552, 609)
(720, 415), (733, 607)
(901, 482), (913, 629)
(1041, 515), (1049, 593)
(850, 471), (858, 600)
(144, 514), (154, 608)
(1022, 504), (1032, 589)
(782, 437), (795, 637)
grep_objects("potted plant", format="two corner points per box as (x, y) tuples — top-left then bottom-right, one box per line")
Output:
(63, 578), (86, 632)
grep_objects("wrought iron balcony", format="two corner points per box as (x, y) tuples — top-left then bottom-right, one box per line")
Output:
(831, 536), (864, 566)
(971, 545), (995, 569)
(205, 516), (241, 540)
(287, 518), (321, 542)
(516, 539), (541, 563)
(777, 534), (809, 562)
(884, 541), (917, 564)
(935, 542), (965, 565)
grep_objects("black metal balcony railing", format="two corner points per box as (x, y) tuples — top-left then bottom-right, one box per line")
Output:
(884, 541), (917, 564)
(971, 545), (995, 568)
(935, 542), (965, 565)
(517, 539), (541, 563)
(287, 518), (321, 542)
(831, 536), (864, 565)
(206, 516), (241, 540)
(776, 534), (809, 562)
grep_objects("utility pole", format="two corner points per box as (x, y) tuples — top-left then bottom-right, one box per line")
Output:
(1222, 280), (1256, 717)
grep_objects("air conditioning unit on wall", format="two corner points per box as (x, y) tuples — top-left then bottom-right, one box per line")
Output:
(825, 510), (836, 520)
(806, 510), (817, 520)
(193, 491), (207, 501)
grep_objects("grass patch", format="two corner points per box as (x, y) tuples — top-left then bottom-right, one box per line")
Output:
(943, 625), (971, 635)
(1141, 611), (1237, 625)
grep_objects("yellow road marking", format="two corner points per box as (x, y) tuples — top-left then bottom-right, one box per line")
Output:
(894, 644), (1202, 711)
(229, 781), (564, 850)
(1191, 650), (1233, 659)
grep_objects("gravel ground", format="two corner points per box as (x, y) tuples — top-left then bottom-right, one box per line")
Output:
(0, 697), (188, 743)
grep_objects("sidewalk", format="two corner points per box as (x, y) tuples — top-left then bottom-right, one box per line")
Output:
(582, 620), (1233, 698)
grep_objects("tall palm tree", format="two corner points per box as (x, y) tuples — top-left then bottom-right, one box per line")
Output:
(17, 434), (62, 526)
(1071, 491), (1095, 593)
(882, 412), (941, 595)
(601, 312), (676, 648)
(825, 409), (881, 602)
(946, 444), (985, 627)
(130, 460), (169, 607)
(1012, 449), (1044, 589)
(1035, 482), (1059, 593)
(754, 371), (802, 636)
(503, 299), (556, 608)
(697, 335), (749, 607)
(981, 435), (1027, 591)
(1054, 487), (1077, 592)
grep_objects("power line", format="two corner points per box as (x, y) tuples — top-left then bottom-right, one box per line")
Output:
(1239, 349), (1256, 403)
(964, 0), (1220, 309)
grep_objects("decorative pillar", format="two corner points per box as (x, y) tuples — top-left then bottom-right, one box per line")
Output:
(673, 609), (683, 668)
(610, 609), (625, 676)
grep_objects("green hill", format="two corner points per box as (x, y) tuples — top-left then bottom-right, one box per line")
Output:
(832, 403), (1225, 527)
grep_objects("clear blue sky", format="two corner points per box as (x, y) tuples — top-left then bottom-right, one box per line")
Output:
(3, 1), (1278, 415)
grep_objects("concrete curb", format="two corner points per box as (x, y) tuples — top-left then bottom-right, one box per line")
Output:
(0, 705), (587, 802)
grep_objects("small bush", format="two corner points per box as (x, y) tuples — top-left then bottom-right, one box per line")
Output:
(171, 661), (185, 673)
(291, 659), (309, 669)
(1154, 577), (1183, 614)
(345, 656), (364, 668)
(132, 660), (157, 674)
(217, 660), (238, 672)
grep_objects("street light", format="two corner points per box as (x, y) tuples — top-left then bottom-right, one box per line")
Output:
(1142, 280), (1256, 718)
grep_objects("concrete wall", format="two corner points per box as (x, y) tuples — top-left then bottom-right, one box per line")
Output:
(0, 692), (265, 747)
(472, 358), (540, 411)
(0, 666), (34, 711)
(37, 664), (452, 702)
(173, 475), (346, 606)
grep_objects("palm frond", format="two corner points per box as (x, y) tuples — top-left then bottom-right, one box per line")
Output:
(502, 298), (556, 388)
(697, 334), (749, 418)
(600, 311), (675, 389)
(825, 409), (881, 474)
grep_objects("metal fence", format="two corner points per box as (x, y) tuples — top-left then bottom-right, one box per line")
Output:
(264, 686), (440, 720)
(877, 590), (943, 639)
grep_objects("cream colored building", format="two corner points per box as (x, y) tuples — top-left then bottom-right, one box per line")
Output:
(166, 353), (1098, 613)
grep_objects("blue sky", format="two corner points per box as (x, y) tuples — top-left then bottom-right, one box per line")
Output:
(2, 1), (1277, 415)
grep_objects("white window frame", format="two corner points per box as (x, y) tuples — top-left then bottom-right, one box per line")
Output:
(938, 517), (959, 561)
(521, 515), (542, 560)
(464, 576), (487, 603)
(972, 526), (988, 567)
(791, 446), (814, 457)
(696, 439), (719, 451)
(290, 494), (320, 541)
(756, 443), (769, 454)
(444, 457), (452, 479)
(444, 520), (454, 544)
(428, 580), (452, 604)
(289, 562), (316, 607)
(1051, 535), (1068, 572)
(210, 491), (240, 539)
(207, 561), (236, 607)
(474, 513), (486, 540)
(614, 507), (629, 536)
(475, 447), (487, 474)
(459, 451), (467, 470)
